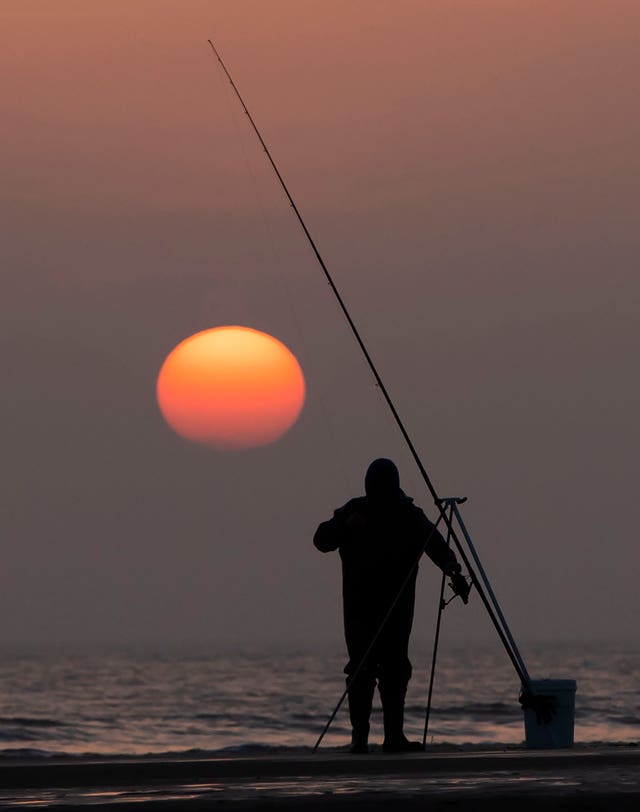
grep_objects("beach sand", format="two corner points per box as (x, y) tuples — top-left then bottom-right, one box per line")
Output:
(0, 746), (638, 810)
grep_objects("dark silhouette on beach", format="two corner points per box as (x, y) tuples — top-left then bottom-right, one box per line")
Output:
(314, 458), (463, 753)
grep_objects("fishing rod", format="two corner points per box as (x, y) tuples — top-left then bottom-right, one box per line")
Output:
(206, 39), (433, 498)
(206, 40), (535, 702)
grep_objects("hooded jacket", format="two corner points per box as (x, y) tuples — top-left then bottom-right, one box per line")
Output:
(314, 459), (457, 661)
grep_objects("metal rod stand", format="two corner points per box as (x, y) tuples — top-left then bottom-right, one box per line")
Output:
(421, 496), (536, 747)
(422, 501), (455, 746)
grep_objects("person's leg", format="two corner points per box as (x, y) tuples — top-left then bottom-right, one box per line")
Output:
(377, 655), (422, 752)
(344, 660), (377, 753)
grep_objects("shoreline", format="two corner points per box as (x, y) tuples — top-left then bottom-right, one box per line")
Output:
(0, 745), (637, 810)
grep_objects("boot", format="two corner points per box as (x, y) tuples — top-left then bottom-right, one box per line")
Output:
(380, 692), (423, 753)
(347, 675), (376, 754)
(350, 725), (370, 754)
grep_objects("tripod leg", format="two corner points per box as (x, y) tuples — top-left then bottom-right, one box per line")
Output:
(444, 512), (533, 696)
(423, 570), (446, 746)
(423, 503), (453, 746)
(451, 502), (532, 686)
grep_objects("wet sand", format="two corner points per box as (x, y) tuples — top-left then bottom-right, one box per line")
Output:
(0, 746), (638, 810)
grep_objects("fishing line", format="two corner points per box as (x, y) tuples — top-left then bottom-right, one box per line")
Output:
(206, 38), (535, 707)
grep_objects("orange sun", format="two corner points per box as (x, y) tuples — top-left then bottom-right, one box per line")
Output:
(157, 326), (306, 450)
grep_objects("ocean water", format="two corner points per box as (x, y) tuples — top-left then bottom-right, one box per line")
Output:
(0, 640), (636, 759)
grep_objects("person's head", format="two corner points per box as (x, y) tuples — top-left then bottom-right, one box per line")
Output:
(364, 458), (401, 502)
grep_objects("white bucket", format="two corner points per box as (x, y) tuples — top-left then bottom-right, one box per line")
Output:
(523, 678), (577, 749)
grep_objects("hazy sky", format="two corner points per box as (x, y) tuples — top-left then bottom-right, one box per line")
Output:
(2, 1), (639, 659)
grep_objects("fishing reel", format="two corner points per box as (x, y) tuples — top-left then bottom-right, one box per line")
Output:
(440, 566), (471, 608)
(449, 571), (471, 605)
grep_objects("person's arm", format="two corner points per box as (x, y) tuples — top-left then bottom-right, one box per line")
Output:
(313, 516), (343, 552)
(419, 512), (460, 575)
(419, 511), (471, 604)
(313, 499), (361, 552)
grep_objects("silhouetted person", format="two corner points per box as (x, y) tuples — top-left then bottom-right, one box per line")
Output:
(314, 458), (463, 753)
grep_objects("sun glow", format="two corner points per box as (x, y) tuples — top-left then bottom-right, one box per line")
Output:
(157, 326), (305, 450)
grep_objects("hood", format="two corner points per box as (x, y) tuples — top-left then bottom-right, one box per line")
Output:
(364, 458), (401, 501)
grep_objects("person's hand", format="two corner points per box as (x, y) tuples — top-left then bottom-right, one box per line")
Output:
(449, 571), (471, 605)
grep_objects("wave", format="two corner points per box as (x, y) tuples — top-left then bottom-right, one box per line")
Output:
(612, 715), (640, 726)
(0, 748), (65, 760)
(0, 743), (317, 761)
(0, 717), (67, 728)
(3, 740), (636, 763)
(405, 701), (519, 719)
